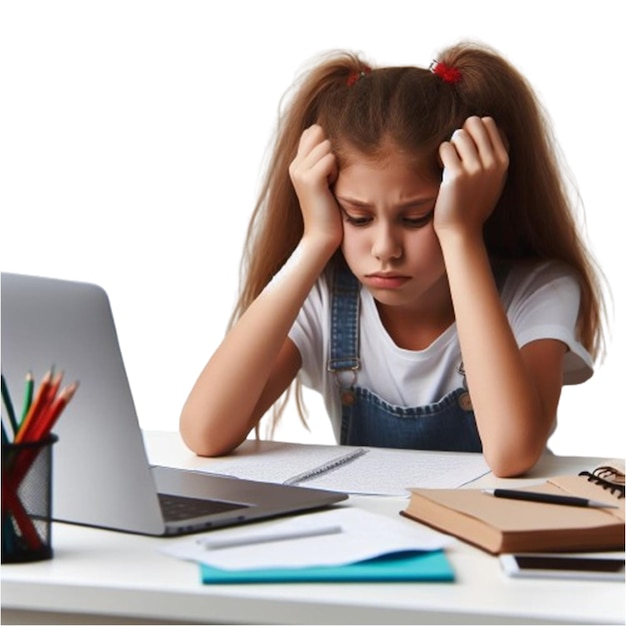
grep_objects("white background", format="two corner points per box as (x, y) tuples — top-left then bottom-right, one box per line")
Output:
(1, 1), (623, 458)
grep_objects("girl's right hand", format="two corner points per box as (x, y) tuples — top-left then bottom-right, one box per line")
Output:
(289, 124), (344, 251)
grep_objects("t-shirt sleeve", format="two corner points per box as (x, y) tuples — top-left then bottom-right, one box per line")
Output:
(287, 275), (328, 391)
(504, 262), (594, 385)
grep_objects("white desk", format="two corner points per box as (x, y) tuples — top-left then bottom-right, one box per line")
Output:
(2, 431), (624, 625)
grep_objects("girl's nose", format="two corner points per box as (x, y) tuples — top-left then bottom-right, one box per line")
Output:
(371, 223), (402, 261)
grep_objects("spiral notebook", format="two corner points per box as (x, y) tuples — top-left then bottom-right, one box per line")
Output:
(201, 441), (491, 496)
(401, 461), (625, 555)
(577, 460), (625, 498)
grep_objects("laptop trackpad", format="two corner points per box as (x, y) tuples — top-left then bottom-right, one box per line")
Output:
(157, 492), (248, 522)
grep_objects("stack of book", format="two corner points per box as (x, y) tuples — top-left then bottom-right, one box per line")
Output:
(401, 461), (625, 554)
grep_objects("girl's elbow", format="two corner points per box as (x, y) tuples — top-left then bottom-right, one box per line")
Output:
(488, 457), (536, 478)
(483, 442), (544, 478)
(179, 409), (237, 458)
(481, 408), (554, 477)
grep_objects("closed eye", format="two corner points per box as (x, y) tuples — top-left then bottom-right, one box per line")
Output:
(341, 209), (373, 227)
(342, 210), (434, 228)
(402, 211), (434, 228)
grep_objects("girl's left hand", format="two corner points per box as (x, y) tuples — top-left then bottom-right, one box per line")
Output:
(433, 116), (509, 239)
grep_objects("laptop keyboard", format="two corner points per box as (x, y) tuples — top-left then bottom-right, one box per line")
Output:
(158, 493), (248, 522)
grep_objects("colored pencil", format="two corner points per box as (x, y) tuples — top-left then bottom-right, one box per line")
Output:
(41, 370), (63, 418)
(20, 371), (35, 425)
(15, 370), (54, 443)
(29, 381), (78, 442)
(1, 374), (19, 434)
(2, 482), (43, 550)
(2, 368), (79, 556)
(9, 380), (78, 488)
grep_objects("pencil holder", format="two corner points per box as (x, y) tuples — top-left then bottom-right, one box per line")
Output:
(1, 434), (58, 563)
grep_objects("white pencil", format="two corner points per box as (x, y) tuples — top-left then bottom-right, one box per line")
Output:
(197, 524), (343, 551)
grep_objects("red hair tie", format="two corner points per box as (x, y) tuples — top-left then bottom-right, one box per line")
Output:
(347, 66), (371, 86)
(430, 60), (462, 84)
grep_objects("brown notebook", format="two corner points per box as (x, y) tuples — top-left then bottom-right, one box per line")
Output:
(400, 464), (625, 555)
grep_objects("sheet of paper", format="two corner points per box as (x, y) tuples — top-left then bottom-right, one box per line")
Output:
(199, 442), (490, 496)
(160, 507), (453, 570)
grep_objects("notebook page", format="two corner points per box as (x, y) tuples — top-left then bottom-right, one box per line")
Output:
(199, 442), (490, 496)
(201, 442), (364, 485)
(301, 447), (491, 496)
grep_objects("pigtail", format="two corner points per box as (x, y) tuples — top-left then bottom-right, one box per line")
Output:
(232, 52), (370, 326)
(435, 43), (606, 359)
(231, 52), (371, 436)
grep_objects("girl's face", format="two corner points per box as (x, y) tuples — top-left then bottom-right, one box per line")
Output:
(333, 151), (449, 315)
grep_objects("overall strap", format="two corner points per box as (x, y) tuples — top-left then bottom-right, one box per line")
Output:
(328, 264), (361, 373)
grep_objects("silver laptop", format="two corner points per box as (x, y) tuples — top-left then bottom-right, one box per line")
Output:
(1, 272), (347, 536)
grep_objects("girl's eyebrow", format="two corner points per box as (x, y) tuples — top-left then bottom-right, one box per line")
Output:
(335, 196), (436, 210)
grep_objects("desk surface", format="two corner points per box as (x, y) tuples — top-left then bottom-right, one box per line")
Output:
(2, 431), (624, 625)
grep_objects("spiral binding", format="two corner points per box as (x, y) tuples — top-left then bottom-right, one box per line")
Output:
(578, 466), (625, 499)
(286, 448), (369, 486)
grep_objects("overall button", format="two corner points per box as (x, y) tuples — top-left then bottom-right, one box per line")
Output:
(458, 392), (473, 411)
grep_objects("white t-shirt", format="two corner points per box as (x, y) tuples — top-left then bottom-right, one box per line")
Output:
(288, 261), (593, 442)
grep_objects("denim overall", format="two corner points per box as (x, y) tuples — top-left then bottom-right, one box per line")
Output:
(328, 264), (506, 452)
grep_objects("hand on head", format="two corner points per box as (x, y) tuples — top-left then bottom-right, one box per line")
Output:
(434, 116), (509, 239)
(289, 124), (344, 251)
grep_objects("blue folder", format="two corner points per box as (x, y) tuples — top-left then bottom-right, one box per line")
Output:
(200, 549), (454, 584)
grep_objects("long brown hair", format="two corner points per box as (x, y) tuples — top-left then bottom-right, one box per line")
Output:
(232, 42), (606, 428)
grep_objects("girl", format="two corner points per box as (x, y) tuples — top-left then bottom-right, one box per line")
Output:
(180, 42), (605, 477)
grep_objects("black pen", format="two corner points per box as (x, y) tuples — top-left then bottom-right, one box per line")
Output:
(481, 489), (618, 509)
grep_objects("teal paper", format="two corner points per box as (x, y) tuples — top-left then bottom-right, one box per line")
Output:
(200, 550), (454, 584)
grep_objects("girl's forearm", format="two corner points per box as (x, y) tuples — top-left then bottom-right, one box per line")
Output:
(439, 231), (551, 476)
(180, 236), (336, 456)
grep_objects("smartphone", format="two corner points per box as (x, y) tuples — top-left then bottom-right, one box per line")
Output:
(500, 553), (625, 581)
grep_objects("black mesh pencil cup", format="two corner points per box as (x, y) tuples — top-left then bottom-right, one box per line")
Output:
(2, 434), (58, 563)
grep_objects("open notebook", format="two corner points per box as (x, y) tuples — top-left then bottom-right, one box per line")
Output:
(198, 440), (491, 496)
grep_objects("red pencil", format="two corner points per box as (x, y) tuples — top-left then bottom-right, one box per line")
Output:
(7, 381), (78, 513)
(44, 370), (63, 406)
(8, 379), (78, 498)
(29, 381), (78, 442)
(2, 483), (43, 551)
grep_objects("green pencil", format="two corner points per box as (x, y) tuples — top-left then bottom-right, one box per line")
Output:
(20, 371), (34, 425)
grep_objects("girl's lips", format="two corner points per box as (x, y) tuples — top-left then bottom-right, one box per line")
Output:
(364, 274), (410, 289)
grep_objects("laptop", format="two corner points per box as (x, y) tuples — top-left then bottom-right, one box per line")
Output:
(1, 272), (347, 536)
